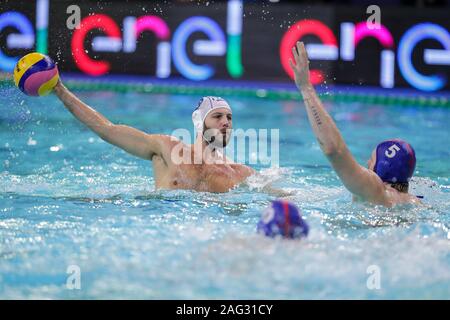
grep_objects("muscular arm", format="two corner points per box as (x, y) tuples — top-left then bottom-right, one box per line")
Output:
(54, 81), (168, 160)
(289, 42), (387, 204)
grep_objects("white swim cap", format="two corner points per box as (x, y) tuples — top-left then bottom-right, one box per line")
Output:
(192, 96), (232, 135)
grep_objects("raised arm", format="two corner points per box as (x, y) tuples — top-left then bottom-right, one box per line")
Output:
(289, 42), (387, 204)
(54, 80), (167, 160)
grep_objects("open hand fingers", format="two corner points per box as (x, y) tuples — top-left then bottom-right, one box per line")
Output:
(292, 45), (300, 66)
(289, 58), (295, 71)
(296, 41), (309, 65)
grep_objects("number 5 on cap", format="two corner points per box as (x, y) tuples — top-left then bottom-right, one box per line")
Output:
(385, 144), (400, 158)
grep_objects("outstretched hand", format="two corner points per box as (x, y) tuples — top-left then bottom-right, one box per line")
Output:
(289, 41), (311, 90)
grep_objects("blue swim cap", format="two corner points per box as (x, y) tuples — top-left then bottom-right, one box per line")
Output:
(257, 200), (309, 239)
(373, 139), (416, 183)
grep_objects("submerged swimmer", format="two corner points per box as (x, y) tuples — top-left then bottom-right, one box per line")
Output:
(289, 41), (420, 207)
(54, 82), (254, 192)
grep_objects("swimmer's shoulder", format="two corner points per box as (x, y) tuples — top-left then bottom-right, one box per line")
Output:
(407, 193), (423, 205)
(145, 134), (184, 151)
(352, 185), (421, 207)
(158, 134), (191, 154)
(158, 134), (187, 147)
(385, 186), (422, 206)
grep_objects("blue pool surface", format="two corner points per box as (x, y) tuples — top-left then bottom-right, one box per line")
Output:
(0, 84), (449, 299)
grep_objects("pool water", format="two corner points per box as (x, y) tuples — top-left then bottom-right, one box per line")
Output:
(0, 85), (449, 299)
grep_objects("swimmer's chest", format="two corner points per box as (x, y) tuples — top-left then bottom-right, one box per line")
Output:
(174, 163), (246, 191)
(152, 154), (248, 191)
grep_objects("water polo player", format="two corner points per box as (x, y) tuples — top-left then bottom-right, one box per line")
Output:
(289, 42), (420, 207)
(53, 80), (254, 192)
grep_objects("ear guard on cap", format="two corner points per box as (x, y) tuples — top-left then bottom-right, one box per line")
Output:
(192, 109), (203, 134)
(192, 97), (204, 134)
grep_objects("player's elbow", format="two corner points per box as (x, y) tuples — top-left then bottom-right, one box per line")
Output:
(323, 146), (337, 157)
(322, 143), (340, 157)
(96, 123), (116, 142)
(322, 138), (347, 158)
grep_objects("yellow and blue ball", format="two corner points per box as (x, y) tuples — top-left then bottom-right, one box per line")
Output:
(13, 52), (59, 97)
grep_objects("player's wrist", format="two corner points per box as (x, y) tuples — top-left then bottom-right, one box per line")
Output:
(299, 81), (313, 93)
(54, 80), (66, 95)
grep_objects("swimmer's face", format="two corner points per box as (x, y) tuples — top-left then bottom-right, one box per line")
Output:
(203, 107), (232, 148)
(367, 149), (377, 171)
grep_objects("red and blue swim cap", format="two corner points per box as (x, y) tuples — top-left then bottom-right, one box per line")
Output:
(373, 139), (416, 183)
(257, 200), (309, 239)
